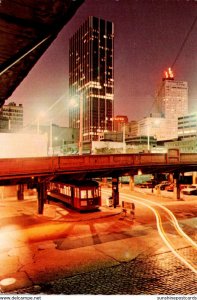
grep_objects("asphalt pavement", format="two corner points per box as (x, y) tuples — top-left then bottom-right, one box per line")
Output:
(0, 186), (196, 295)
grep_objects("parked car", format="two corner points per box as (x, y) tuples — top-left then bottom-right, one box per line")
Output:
(165, 184), (189, 192)
(155, 182), (170, 191)
(138, 181), (155, 188)
(165, 183), (174, 192)
(180, 184), (188, 190)
(181, 184), (197, 195)
(141, 182), (153, 188)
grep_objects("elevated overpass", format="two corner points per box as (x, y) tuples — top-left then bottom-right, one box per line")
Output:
(0, 150), (197, 213)
(0, 0), (84, 106)
(1, 151), (197, 182)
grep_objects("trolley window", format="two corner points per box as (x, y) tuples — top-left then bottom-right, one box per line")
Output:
(81, 190), (87, 199)
(88, 189), (93, 198)
(66, 186), (71, 196)
(75, 188), (79, 198)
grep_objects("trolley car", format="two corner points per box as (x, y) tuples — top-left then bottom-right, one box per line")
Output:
(47, 179), (101, 211)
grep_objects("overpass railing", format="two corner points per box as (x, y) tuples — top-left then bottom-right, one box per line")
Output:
(0, 152), (197, 179)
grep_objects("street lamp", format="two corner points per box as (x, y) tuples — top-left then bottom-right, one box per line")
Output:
(70, 93), (83, 155)
(37, 115), (53, 156)
(147, 119), (160, 152)
(123, 123), (126, 154)
(147, 123), (150, 152)
(37, 111), (46, 134)
(48, 120), (53, 156)
(79, 94), (83, 156)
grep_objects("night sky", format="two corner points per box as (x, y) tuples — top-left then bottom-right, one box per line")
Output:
(9, 0), (197, 127)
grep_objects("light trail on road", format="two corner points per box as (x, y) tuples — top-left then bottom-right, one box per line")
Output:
(132, 194), (196, 248)
(102, 189), (197, 275)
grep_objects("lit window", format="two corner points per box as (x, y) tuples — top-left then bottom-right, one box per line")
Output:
(81, 190), (87, 199)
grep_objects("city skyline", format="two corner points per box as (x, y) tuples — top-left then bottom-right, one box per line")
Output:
(8, 0), (197, 127)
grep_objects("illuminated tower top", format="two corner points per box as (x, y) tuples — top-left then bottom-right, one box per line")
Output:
(162, 67), (174, 81)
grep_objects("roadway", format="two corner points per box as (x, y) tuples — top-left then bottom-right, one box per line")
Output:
(0, 185), (196, 295)
(112, 188), (197, 274)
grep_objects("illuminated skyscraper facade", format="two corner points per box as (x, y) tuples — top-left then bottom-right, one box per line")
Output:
(156, 68), (188, 140)
(69, 16), (114, 142)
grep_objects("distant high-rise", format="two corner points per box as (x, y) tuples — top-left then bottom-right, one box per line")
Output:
(114, 115), (128, 132)
(0, 102), (23, 132)
(69, 16), (114, 142)
(156, 68), (188, 140)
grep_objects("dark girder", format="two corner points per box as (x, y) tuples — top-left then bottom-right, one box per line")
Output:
(0, 0), (84, 106)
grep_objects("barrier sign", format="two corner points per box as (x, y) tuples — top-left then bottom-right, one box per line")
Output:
(122, 201), (135, 210)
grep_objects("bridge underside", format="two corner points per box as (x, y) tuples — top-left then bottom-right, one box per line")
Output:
(1, 162), (196, 215)
(0, 152), (197, 214)
(1, 163), (197, 186)
(0, 0), (84, 106)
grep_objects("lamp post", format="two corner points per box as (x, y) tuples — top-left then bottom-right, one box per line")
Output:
(147, 123), (150, 152)
(48, 120), (53, 156)
(37, 118), (40, 134)
(147, 118), (160, 152)
(123, 123), (126, 154)
(37, 111), (46, 135)
(70, 94), (83, 155)
(79, 93), (83, 156)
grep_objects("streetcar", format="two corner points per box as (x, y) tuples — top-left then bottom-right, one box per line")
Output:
(47, 178), (101, 211)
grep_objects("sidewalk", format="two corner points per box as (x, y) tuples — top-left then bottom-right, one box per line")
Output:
(0, 189), (196, 293)
(0, 196), (126, 293)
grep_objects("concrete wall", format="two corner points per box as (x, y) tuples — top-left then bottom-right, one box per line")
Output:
(0, 133), (48, 158)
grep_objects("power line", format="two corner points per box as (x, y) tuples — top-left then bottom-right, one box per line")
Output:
(171, 14), (197, 69)
(149, 14), (197, 117)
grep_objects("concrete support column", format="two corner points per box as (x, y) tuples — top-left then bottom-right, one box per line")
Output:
(173, 172), (180, 200)
(37, 181), (47, 214)
(17, 184), (24, 200)
(102, 178), (108, 188)
(112, 177), (119, 208)
(192, 172), (197, 184)
(168, 173), (174, 183)
(129, 175), (135, 191)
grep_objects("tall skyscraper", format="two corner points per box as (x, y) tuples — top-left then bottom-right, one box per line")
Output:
(156, 68), (188, 140)
(69, 16), (114, 143)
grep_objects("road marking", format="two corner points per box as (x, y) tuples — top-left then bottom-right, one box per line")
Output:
(102, 189), (197, 274)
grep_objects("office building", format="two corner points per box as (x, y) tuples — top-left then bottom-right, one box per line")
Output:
(69, 16), (114, 143)
(178, 113), (197, 139)
(114, 115), (128, 132)
(0, 102), (23, 132)
(138, 116), (166, 141)
(156, 68), (188, 140)
(125, 121), (138, 139)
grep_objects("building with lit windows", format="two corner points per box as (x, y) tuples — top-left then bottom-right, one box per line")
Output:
(156, 68), (188, 141)
(0, 102), (23, 132)
(69, 16), (114, 143)
(113, 115), (128, 132)
(178, 113), (197, 139)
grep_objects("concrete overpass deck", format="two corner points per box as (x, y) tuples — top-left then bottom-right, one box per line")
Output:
(0, 151), (197, 214)
(0, 152), (197, 182)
